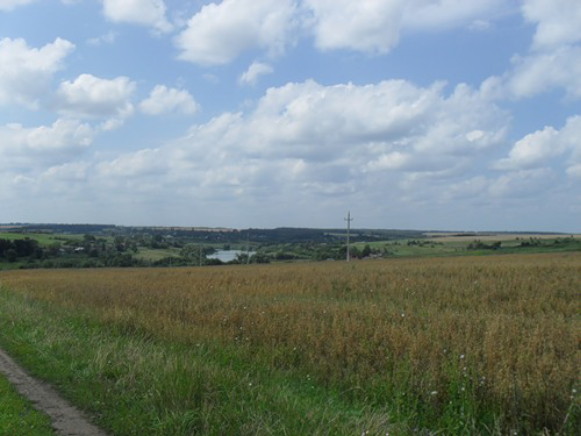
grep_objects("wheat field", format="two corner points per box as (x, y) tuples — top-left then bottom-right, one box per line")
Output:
(0, 252), (579, 433)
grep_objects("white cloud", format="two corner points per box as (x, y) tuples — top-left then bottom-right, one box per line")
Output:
(496, 126), (560, 170)
(139, 85), (199, 116)
(488, 168), (555, 199)
(101, 0), (172, 33)
(440, 175), (489, 201)
(175, 0), (298, 65)
(0, 37), (75, 108)
(404, 0), (507, 31)
(522, 0), (581, 49)
(56, 73), (136, 121)
(6, 77), (574, 229)
(0, 119), (94, 169)
(0, 0), (35, 10)
(41, 161), (91, 183)
(303, 0), (406, 54)
(552, 116), (581, 178)
(496, 116), (581, 176)
(239, 62), (274, 86)
(87, 31), (117, 46)
(567, 163), (581, 178)
(365, 151), (410, 171)
(508, 45), (581, 99)
(248, 79), (444, 153)
(496, 0), (581, 100)
(94, 79), (507, 204)
(97, 148), (167, 179)
(304, 0), (507, 54)
(174, 0), (509, 64)
(468, 20), (492, 31)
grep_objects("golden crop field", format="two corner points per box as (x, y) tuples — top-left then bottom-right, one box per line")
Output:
(424, 233), (581, 242)
(1, 252), (579, 433)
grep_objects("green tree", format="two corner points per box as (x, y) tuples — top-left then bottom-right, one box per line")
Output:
(361, 244), (372, 258)
(5, 248), (17, 262)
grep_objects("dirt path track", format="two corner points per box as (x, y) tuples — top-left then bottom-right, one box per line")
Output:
(0, 347), (108, 436)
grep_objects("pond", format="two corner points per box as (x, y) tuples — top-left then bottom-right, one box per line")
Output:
(206, 250), (256, 262)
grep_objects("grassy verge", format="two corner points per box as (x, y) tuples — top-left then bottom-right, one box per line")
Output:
(0, 373), (56, 435)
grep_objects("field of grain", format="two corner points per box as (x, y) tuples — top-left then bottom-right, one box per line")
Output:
(424, 233), (581, 242)
(0, 253), (579, 434)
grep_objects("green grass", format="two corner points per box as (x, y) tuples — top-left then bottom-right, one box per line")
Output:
(0, 232), (82, 245)
(0, 373), (56, 436)
(0, 290), (401, 435)
(356, 236), (581, 258)
(133, 247), (181, 262)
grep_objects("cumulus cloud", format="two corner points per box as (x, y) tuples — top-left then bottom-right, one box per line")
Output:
(0, 117), (96, 207)
(174, 0), (509, 64)
(0, 0), (35, 10)
(97, 148), (167, 179)
(404, 0), (507, 31)
(496, 116), (581, 177)
(101, 0), (172, 32)
(522, 0), (581, 49)
(303, 0), (406, 53)
(239, 62), (274, 86)
(41, 161), (91, 183)
(0, 119), (94, 169)
(496, 126), (560, 170)
(488, 168), (555, 199)
(139, 85), (199, 115)
(496, 0), (581, 100)
(508, 46), (581, 99)
(7, 76), (575, 229)
(304, 0), (508, 54)
(56, 73), (136, 122)
(0, 37), (75, 108)
(60, 76), (512, 227)
(92, 79), (507, 202)
(175, 0), (298, 65)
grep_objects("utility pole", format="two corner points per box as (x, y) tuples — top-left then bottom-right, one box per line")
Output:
(246, 230), (251, 265)
(345, 211), (353, 262)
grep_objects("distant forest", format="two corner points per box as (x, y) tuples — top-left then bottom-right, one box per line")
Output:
(1, 223), (425, 243)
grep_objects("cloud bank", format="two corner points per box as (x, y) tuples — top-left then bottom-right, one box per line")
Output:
(0, 0), (579, 231)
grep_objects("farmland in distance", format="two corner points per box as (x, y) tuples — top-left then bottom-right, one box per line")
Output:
(0, 253), (579, 434)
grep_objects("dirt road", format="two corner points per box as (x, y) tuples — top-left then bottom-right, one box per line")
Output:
(0, 347), (108, 436)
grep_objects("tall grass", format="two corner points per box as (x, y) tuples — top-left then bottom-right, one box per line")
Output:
(0, 253), (579, 434)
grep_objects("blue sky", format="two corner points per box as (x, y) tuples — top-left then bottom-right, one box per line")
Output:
(1, 0), (580, 232)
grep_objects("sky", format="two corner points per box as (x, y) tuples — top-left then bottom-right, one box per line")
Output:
(0, 0), (580, 232)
